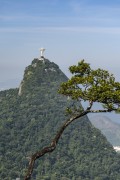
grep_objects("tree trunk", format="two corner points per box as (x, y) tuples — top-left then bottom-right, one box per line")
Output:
(24, 111), (88, 180)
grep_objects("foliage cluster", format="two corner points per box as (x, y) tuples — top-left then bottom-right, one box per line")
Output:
(59, 60), (120, 112)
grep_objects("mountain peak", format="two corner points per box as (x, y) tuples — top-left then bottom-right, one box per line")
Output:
(18, 58), (67, 96)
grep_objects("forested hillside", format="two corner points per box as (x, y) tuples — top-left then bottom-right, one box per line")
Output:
(0, 58), (120, 180)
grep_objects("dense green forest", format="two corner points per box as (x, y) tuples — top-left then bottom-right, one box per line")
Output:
(0, 58), (120, 180)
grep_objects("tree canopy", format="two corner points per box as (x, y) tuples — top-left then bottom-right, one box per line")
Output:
(59, 60), (120, 114)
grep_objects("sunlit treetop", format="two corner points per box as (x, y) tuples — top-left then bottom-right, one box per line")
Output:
(59, 60), (120, 113)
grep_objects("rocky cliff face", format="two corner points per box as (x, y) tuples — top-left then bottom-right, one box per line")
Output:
(0, 58), (120, 179)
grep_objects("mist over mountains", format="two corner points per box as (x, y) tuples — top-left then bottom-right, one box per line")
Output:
(0, 78), (21, 90)
(90, 115), (120, 146)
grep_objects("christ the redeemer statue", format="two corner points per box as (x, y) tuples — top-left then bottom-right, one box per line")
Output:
(40, 48), (45, 58)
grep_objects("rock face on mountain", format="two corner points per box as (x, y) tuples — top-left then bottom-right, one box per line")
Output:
(0, 58), (120, 180)
(90, 115), (120, 146)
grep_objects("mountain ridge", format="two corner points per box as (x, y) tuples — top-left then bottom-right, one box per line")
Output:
(0, 58), (120, 179)
(90, 115), (120, 146)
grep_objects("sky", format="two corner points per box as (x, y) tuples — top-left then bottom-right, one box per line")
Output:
(0, 0), (120, 122)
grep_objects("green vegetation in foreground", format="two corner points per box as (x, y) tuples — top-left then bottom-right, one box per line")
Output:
(0, 58), (120, 180)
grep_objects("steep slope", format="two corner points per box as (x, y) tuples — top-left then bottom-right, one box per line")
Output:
(90, 115), (120, 146)
(0, 58), (120, 180)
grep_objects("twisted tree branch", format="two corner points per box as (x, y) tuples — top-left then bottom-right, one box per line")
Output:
(89, 108), (117, 113)
(24, 110), (88, 180)
(24, 100), (117, 180)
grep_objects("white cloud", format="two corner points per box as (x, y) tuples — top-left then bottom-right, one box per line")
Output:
(0, 15), (45, 21)
(1, 26), (120, 34)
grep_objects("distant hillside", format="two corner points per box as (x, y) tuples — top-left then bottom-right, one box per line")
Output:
(90, 115), (120, 146)
(0, 58), (120, 180)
